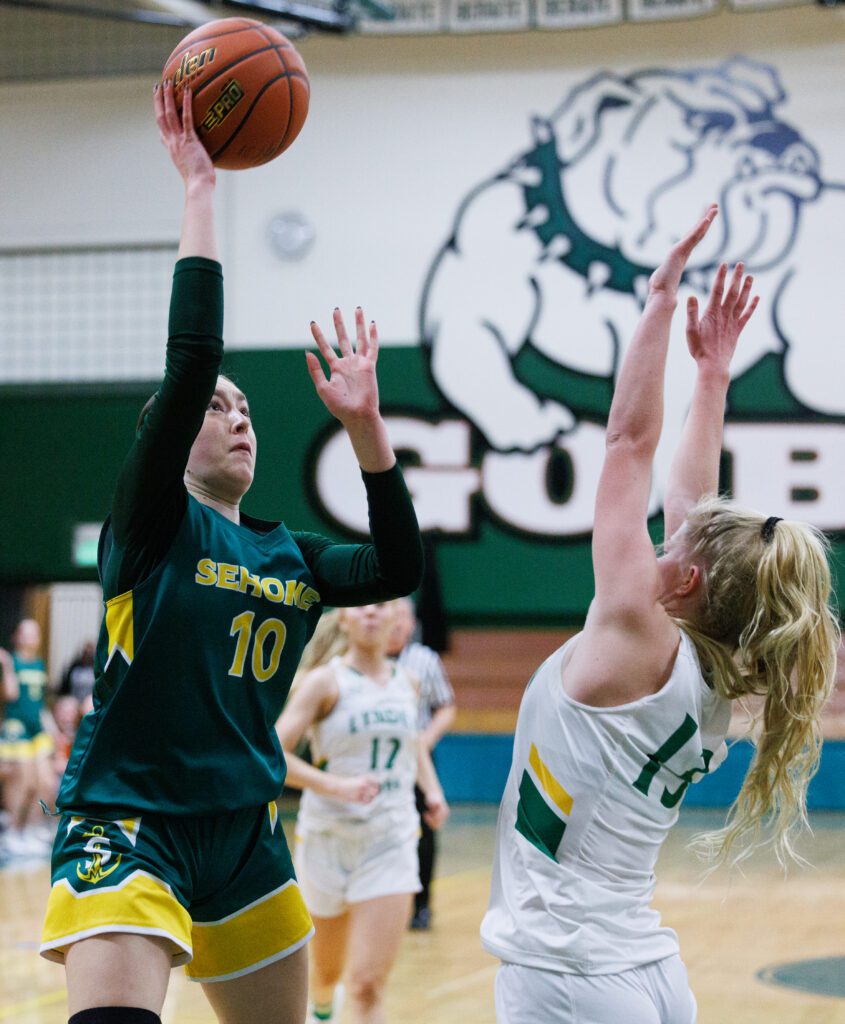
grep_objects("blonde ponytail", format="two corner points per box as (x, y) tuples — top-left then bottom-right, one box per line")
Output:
(676, 497), (839, 868)
(290, 608), (347, 692)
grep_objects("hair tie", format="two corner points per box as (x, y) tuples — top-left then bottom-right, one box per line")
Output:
(761, 516), (782, 542)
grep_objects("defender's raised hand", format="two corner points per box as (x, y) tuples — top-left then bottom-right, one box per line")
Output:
(648, 203), (719, 298)
(686, 262), (759, 372)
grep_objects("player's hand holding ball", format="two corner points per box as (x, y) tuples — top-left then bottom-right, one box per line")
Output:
(154, 81), (215, 187)
(160, 17), (310, 171)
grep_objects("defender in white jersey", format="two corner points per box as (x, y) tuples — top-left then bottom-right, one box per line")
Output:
(277, 603), (448, 1024)
(297, 654), (421, 841)
(484, 207), (839, 1023)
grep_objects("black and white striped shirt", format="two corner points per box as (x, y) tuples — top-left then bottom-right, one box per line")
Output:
(397, 641), (455, 731)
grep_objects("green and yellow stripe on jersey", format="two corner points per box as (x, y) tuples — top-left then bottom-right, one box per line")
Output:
(515, 743), (574, 860)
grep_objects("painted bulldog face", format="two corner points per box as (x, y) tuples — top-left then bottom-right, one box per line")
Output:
(551, 58), (822, 274)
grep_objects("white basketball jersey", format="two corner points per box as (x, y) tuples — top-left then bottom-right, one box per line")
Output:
(482, 630), (731, 975)
(296, 657), (420, 836)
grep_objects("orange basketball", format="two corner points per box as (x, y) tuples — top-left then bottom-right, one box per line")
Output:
(161, 18), (309, 170)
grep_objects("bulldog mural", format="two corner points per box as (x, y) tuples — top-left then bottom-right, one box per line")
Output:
(420, 56), (845, 516)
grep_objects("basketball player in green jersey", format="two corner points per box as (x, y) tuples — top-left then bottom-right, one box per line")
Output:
(40, 81), (423, 1024)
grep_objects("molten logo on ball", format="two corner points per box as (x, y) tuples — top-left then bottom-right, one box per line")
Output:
(171, 46), (216, 89)
(161, 17), (310, 169)
(200, 80), (246, 134)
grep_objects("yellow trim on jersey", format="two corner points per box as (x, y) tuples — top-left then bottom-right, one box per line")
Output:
(105, 590), (135, 666)
(40, 870), (192, 963)
(529, 743), (573, 816)
(186, 880), (313, 982)
(115, 818), (141, 847)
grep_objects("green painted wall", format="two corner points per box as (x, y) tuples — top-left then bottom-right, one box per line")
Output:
(2, 348), (843, 625)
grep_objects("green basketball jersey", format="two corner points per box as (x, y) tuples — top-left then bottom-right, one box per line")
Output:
(56, 255), (422, 819)
(58, 497), (323, 817)
(5, 654), (48, 737)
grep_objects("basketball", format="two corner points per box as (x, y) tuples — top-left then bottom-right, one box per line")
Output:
(161, 18), (309, 170)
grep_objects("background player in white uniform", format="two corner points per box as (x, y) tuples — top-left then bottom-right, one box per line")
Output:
(482, 205), (840, 1023)
(277, 602), (449, 1024)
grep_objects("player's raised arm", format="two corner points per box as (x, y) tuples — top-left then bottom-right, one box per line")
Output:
(662, 264), (758, 539)
(299, 308), (424, 601)
(154, 81), (218, 261)
(589, 205), (718, 623)
(110, 84), (223, 571)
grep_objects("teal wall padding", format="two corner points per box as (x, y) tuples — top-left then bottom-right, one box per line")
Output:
(437, 736), (845, 809)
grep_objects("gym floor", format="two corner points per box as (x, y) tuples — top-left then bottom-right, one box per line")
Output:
(2, 804), (844, 1023)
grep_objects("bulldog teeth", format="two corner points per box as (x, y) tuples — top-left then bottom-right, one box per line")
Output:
(543, 235), (573, 260)
(510, 165), (544, 188)
(633, 274), (650, 305)
(531, 117), (553, 144)
(520, 204), (551, 229)
(587, 261), (612, 291)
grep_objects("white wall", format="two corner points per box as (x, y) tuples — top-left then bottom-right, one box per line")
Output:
(1, 7), (843, 351)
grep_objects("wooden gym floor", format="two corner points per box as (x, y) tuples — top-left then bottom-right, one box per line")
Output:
(2, 804), (844, 1023)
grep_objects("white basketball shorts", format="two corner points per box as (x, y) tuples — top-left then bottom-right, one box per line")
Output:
(294, 823), (421, 918)
(495, 955), (697, 1024)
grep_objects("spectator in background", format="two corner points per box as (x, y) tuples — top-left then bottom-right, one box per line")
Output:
(59, 640), (96, 706)
(0, 618), (56, 858)
(51, 695), (82, 787)
(388, 597), (456, 930)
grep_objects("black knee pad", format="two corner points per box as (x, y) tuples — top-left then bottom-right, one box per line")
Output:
(69, 1009), (161, 1024)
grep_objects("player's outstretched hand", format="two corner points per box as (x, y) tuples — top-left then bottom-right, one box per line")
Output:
(154, 80), (215, 187)
(686, 262), (758, 373)
(332, 773), (381, 804)
(423, 789), (449, 830)
(648, 203), (718, 298)
(306, 308), (381, 428)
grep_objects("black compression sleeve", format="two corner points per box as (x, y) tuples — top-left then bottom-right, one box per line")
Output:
(292, 463), (423, 605)
(106, 258), (223, 591)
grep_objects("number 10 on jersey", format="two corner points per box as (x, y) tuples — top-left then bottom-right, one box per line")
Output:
(228, 611), (287, 682)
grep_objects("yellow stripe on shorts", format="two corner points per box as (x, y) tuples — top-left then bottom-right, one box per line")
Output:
(40, 870), (192, 964)
(186, 880), (314, 982)
(529, 743), (573, 816)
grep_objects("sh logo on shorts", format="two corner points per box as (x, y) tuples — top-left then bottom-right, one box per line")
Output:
(76, 824), (122, 885)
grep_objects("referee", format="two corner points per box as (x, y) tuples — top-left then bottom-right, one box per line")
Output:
(388, 598), (456, 930)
